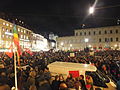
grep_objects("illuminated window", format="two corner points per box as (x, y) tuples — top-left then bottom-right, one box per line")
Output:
(6, 29), (9, 32)
(24, 30), (26, 33)
(24, 35), (26, 39)
(10, 25), (12, 27)
(2, 35), (4, 38)
(3, 22), (5, 25)
(6, 35), (8, 38)
(6, 23), (9, 26)
(26, 36), (28, 39)
(21, 35), (23, 38)
(18, 28), (20, 31)
(21, 29), (23, 32)
(2, 27), (5, 31)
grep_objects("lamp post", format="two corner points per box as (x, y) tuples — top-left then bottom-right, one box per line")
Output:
(61, 42), (64, 50)
(70, 44), (72, 50)
(84, 38), (89, 48)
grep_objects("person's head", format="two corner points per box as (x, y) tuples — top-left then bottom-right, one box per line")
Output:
(55, 75), (59, 81)
(59, 83), (68, 90)
(67, 74), (73, 79)
(29, 85), (37, 90)
(59, 74), (64, 81)
(79, 75), (84, 80)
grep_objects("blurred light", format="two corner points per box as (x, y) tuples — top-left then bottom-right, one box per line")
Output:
(89, 45), (92, 47)
(114, 44), (117, 47)
(6, 23), (9, 26)
(70, 44), (72, 47)
(84, 64), (88, 67)
(89, 7), (94, 14)
(61, 42), (64, 46)
(5, 32), (13, 36)
(3, 22), (5, 25)
(85, 38), (89, 42)
(51, 42), (55, 47)
(10, 25), (13, 27)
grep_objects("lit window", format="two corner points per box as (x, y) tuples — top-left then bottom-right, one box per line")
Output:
(10, 25), (12, 27)
(2, 27), (5, 31)
(6, 29), (9, 32)
(21, 35), (23, 38)
(21, 29), (23, 32)
(3, 22), (5, 25)
(24, 30), (26, 33)
(24, 35), (26, 39)
(6, 23), (9, 26)
(2, 35), (4, 38)
(6, 35), (8, 38)
(26, 36), (28, 39)
(18, 28), (20, 31)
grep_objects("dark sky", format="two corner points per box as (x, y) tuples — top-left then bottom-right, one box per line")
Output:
(0, 0), (120, 36)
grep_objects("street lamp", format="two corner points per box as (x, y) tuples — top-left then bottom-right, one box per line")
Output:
(85, 38), (89, 43)
(84, 38), (89, 47)
(70, 44), (72, 50)
(70, 44), (72, 47)
(61, 42), (64, 50)
(89, 6), (95, 14)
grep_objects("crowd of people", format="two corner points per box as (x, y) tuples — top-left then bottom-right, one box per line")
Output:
(0, 50), (120, 90)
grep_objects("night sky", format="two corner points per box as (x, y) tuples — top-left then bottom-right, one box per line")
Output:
(0, 0), (120, 36)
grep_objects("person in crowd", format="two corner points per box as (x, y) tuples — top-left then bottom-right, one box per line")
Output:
(59, 74), (65, 84)
(79, 75), (87, 90)
(59, 83), (68, 90)
(86, 75), (93, 90)
(52, 75), (60, 90)
(66, 74), (75, 88)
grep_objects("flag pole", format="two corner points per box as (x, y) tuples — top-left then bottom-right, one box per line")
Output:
(14, 47), (18, 90)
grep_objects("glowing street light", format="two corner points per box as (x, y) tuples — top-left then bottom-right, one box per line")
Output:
(89, 6), (95, 14)
(61, 42), (64, 46)
(70, 44), (72, 47)
(85, 38), (89, 43)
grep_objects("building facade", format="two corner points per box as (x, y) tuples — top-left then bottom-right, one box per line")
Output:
(32, 33), (49, 51)
(0, 18), (49, 51)
(57, 26), (120, 50)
